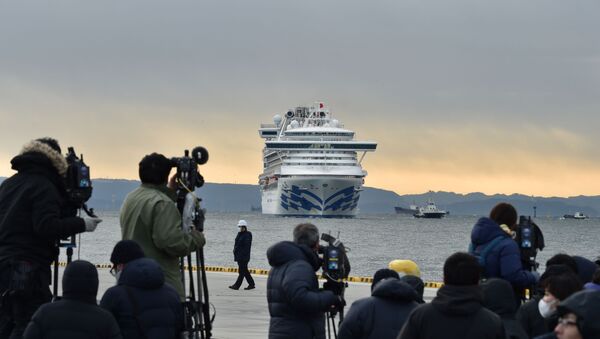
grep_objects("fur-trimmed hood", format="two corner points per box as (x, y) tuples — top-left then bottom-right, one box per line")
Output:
(19, 140), (68, 175)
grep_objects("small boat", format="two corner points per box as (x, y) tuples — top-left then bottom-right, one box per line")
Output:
(394, 204), (418, 215)
(413, 200), (447, 219)
(563, 212), (588, 220)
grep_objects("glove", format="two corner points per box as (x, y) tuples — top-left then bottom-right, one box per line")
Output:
(84, 217), (102, 232)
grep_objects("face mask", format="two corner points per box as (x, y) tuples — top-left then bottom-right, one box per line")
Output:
(115, 270), (122, 283)
(538, 298), (557, 318)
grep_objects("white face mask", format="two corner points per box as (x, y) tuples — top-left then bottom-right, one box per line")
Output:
(538, 298), (558, 318)
(115, 270), (122, 283)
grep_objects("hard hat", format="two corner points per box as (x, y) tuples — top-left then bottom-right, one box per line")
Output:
(237, 220), (248, 227)
(388, 259), (421, 277)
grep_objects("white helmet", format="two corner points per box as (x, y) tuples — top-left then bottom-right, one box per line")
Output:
(237, 220), (248, 227)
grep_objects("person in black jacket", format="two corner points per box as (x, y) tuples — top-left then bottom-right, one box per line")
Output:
(100, 240), (183, 339)
(0, 138), (102, 338)
(229, 220), (255, 290)
(398, 252), (505, 339)
(339, 269), (419, 339)
(267, 223), (341, 339)
(22, 260), (121, 339)
(481, 278), (528, 339)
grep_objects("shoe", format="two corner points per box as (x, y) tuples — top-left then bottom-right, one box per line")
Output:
(244, 285), (255, 290)
(229, 285), (239, 290)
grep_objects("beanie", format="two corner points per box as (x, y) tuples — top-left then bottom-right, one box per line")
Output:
(372, 268), (399, 291)
(110, 240), (145, 265)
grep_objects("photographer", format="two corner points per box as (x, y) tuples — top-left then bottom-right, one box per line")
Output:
(266, 223), (341, 339)
(120, 153), (205, 299)
(469, 203), (538, 303)
(0, 138), (101, 338)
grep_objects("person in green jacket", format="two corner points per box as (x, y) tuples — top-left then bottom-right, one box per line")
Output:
(120, 153), (206, 299)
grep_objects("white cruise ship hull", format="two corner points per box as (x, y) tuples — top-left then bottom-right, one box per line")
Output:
(261, 176), (362, 217)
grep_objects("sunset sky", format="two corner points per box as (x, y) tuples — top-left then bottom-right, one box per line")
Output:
(1, 1), (599, 197)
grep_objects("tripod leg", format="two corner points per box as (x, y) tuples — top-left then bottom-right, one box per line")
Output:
(198, 249), (212, 338)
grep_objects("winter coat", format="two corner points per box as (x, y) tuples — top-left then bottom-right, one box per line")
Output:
(100, 258), (183, 339)
(481, 279), (528, 339)
(339, 278), (419, 339)
(266, 241), (338, 339)
(120, 184), (205, 298)
(234, 231), (252, 262)
(0, 150), (85, 268)
(397, 285), (505, 339)
(23, 260), (121, 339)
(516, 297), (550, 338)
(470, 217), (537, 288)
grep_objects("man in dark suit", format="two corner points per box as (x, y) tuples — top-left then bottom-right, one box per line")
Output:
(229, 220), (255, 290)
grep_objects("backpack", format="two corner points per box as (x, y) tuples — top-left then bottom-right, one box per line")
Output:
(468, 236), (505, 278)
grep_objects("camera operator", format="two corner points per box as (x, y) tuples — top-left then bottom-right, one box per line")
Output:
(0, 138), (101, 338)
(266, 223), (341, 339)
(120, 153), (205, 300)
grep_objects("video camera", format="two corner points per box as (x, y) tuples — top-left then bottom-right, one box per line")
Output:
(319, 233), (350, 303)
(170, 147), (209, 232)
(515, 216), (545, 272)
(64, 147), (96, 218)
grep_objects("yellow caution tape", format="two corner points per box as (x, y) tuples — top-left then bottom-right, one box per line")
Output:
(57, 262), (444, 287)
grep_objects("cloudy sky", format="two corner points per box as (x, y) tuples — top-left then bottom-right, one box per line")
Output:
(1, 1), (599, 197)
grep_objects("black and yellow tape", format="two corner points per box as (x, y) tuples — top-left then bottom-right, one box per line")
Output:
(57, 262), (444, 287)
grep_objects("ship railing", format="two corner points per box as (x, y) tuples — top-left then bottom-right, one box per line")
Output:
(261, 123), (277, 128)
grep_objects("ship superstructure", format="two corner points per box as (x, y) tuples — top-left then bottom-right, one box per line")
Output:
(258, 102), (377, 217)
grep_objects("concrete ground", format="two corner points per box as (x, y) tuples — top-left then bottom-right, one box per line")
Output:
(56, 267), (437, 339)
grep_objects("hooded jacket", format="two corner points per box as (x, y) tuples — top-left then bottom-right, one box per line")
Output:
(470, 217), (537, 288)
(339, 278), (418, 339)
(120, 184), (205, 298)
(557, 290), (600, 339)
(481, 279), (528, 339)
(23, 260), (122, 339)
(0, 146), (85, 268)
(266, 241), (338, 339)
(100, 258), (183, 339)
(398, 285), (505, 339)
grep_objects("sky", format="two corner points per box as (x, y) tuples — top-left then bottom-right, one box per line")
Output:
(1, 1), (599, 197)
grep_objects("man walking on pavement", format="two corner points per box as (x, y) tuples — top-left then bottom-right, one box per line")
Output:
(229, 220), (255, 290)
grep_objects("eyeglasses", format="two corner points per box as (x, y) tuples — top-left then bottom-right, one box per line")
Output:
(109, 266), (118, 277)
(557, 317), (577, 327)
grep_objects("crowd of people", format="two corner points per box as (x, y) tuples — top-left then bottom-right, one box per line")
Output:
(1, 137), (599, 339)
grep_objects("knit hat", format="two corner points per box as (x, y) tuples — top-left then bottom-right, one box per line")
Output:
(372, 268), (399, 291)
(110, 240), (145, 265)
(62, 260), (99, 303)
(238, 220), (248, 227)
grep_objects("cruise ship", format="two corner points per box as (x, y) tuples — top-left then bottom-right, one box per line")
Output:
(258, 102), (377, 217)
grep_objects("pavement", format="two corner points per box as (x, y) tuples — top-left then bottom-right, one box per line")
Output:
(54, 267), (437, 339)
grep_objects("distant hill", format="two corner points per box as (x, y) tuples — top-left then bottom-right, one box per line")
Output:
(1, 177), (599, 216)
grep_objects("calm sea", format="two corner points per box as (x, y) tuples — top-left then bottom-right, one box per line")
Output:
(73, 211), (599, 282)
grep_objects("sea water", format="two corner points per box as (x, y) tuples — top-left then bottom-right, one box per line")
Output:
(74, 211), (598, 282)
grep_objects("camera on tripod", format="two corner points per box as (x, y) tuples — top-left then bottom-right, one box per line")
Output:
(515, 216), (545, 272)
(64, 147), (95, 218)
(170, 147), (209, 232)
(319, 233), (350, 304)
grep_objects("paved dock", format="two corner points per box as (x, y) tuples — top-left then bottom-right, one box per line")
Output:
(55, 268), (437, 339)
